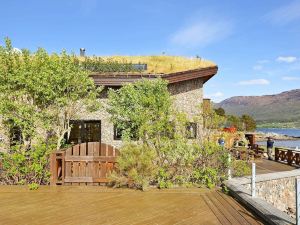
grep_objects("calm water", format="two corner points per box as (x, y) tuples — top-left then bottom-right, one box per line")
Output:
(256, 128), (300, 137)
(256, 128), (300, 148)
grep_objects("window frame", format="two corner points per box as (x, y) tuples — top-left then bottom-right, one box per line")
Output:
(186, 122), (197, 139)
(68, 120), (101, 144)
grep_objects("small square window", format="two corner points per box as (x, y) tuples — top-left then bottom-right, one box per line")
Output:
(113, 124), (138, 140)
(114, 126), (124, 140)
(186, 122), (197, 139)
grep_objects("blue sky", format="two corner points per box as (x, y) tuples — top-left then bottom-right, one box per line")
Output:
(1, 0), (300, 102)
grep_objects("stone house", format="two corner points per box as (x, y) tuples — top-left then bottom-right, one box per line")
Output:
(0, 56), (218, 151)
(68, 56), (218, 148)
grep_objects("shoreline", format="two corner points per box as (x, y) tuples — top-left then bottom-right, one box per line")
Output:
(254, 132), (300, 142)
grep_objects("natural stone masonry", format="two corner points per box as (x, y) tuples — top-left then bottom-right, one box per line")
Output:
(0, 78), (205, 151)
(0, 118), (10, 152)
(80, 78), (204, 148)
(168, 78), (203, 119)
(77, 99), (123, 148)
(244, 175), (298, 217)
(226, 170), (300, 225)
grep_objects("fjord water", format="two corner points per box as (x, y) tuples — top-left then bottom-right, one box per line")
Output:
(256, 128), (300, 149)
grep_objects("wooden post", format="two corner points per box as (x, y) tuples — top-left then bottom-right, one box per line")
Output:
(288, 150), (293, 165)
(50, 152), (57, 186)
(275, 148), (279, 161)
(251, 163), (256, 198)
(296, 178), (300, 225)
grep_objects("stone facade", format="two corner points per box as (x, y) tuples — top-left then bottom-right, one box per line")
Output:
(0, 78), (205, 150)
(168, 78), (203, 119)
(78, 78), (204, 148)
(0, 118), (9, 153)
(76, 99), (123, 148)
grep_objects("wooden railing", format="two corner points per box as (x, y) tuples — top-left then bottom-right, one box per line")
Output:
(50, 142), (119, 186)
(275, 147), (300, 166)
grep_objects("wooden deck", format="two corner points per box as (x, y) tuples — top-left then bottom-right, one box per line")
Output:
(0, 186), (264, 225)
(254, 159), (296, 175)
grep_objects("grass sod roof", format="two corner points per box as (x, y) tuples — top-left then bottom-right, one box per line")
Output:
(80, 55), (216, 75)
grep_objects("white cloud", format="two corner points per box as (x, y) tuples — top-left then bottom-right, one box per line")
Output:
(276, 56), (297, 63)
(205, 91), (224, 102)
(282, 76), (300, 81)
(253, 65), (263, 71)
(170, 19), (233, 48)
(207, 91), (224, 98)
(257, 59), (270, 64)
(238, 79), (270, 86)
(252, 59), (270, 71)
(265, 1), (300, 25)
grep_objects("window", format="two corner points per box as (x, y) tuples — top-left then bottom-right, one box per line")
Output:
(10, 125), (22, 145)
(113, 126), (123, 140)
(68, 120), (101, 144)
(6, 119), (23, 146)
(186, 122), (197, 139)
(113, 124), (138, 140)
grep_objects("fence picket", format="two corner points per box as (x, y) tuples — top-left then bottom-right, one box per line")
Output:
(50, 142), (119, 186)
(64, 147), (72, 186)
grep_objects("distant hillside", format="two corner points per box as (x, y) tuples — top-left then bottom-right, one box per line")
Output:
(216, 89), (300, 125)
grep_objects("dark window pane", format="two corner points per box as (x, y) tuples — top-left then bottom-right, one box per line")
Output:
(113, 123), (138, 140)
(186, 122), (197, 139)
(114, 125), (123, 140)
(68, 120), (101, 144)
(68, 122), (82, 144)
(85, 121), (101, 142)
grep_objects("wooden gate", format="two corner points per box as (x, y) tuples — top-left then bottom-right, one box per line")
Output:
(50, 142), (119, 185)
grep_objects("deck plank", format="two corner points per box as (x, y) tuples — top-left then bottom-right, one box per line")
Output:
(254, 159), (295, 174)
(0, 186), (263, 225)
(216, 191), (264, 225)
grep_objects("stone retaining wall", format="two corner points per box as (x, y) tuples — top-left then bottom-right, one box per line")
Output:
(244, 175), (297, 217)
(226, 170), (300, 225)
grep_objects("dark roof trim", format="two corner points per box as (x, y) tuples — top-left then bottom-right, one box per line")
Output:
(90, 66), (218, 86)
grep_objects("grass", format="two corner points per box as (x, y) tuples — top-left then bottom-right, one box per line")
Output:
(83, 55), (216, 74)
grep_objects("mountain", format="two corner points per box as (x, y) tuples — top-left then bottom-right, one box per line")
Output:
(216, 89), (300, 124)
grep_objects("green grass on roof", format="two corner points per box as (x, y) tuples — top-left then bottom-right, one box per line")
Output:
(87, 55), (216, 74)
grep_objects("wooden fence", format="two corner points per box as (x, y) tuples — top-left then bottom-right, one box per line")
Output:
(50, 142), (119, 185)
(275, 147), (300, 166)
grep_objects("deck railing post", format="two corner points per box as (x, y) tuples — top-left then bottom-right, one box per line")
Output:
(296, 178), (300, 225)
(251, 163), (256, 198)
(228, 153), (232, 179)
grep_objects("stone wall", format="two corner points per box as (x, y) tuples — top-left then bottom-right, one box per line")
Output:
(226, 171), (297, 225)
(76, 99), (123, 148)
(0, 118), (10, 153)
(168, 78), (203, 119)
(0, 78), (205, 150)
(80, 78), (204, 148)
(244, 172), (299, 218)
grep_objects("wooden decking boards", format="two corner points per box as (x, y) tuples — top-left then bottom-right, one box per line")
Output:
(0, 186), (264, 225)
(254, 158), (295, 175)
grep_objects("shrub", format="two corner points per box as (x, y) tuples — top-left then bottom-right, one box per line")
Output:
(232, 159), (251, 177)
(0, 140), (55, 185)
(107, 80), (234, 189)
(28, 183), (39, 190)
(109, 143), (157, 190)
(157, 168), (173, 189)
(192, 142), (230, 188)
